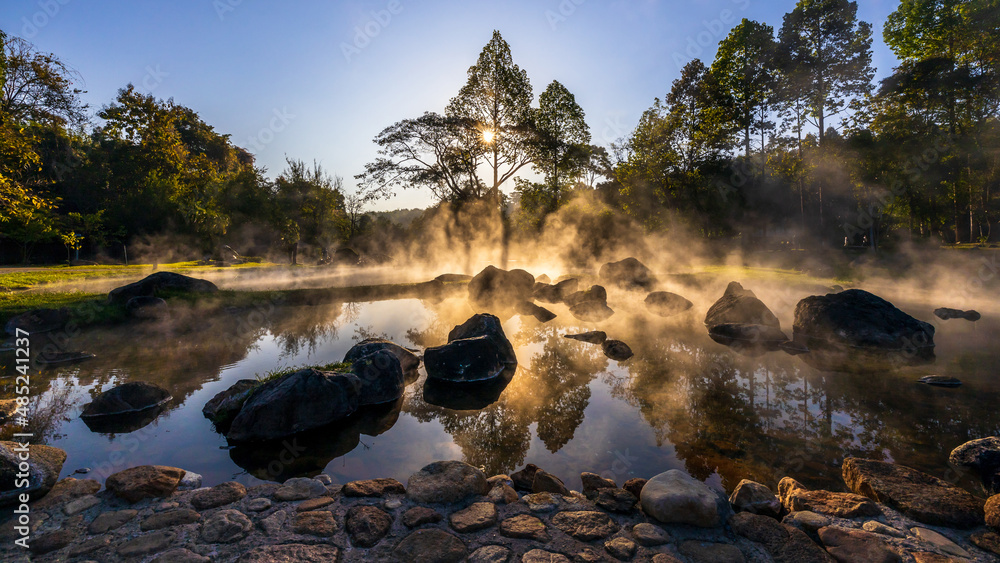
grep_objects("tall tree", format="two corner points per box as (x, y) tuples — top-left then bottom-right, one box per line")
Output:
(531, 80), (591, 212)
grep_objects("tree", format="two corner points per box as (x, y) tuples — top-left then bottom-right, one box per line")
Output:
(711, 19), (778, 158)
(446, 30), (534, 202)
(0, 32), (87, 127)
(275, 158), (345, 262)
(530, 80), (591, 213)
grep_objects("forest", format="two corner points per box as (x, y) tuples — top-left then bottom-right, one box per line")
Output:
(1, 0), (998, 264)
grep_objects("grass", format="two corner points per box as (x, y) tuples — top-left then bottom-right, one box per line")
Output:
(0, 261), (276, 291)
(673, 265), (839, 285)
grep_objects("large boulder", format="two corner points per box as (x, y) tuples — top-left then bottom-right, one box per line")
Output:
(344, 338), (420, 373)
(987, 495), (1000, 532)
(705, 282), (787, 354)
(407, 460), (489, 504)
(81, 381), (172, 419)
(600, 257), (654, 289)
(203, 379), (257, 428)
(0, 442), (66, 507)
(639, 469), (729, 527)
(350, 349), (405, 406)
(467, 266), (535, 310)
(425, 314), (517, 383)
(4, 307), (72, 336)
(108, 271), (218, 305)
(793, 290), (935, 371)
(105, 465), (186, 503)
(227, 369), (361, 442)
(644, 292), (693, 317)
(842, 457), (984, 529)
(950, 437), (1000, 495)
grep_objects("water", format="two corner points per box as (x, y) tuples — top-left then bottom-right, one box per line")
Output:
(6, 283), (999, 497)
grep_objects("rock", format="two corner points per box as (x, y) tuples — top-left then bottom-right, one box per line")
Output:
(29, 529), (76, 555)
(200, 509), (252, 543)
(651, 556), (684, 563)
(842, 457), (985, 528)
(343, 477), (406, 497)
(778, 477), (880, 518)
(350, 348), (406, 405)
(910, 527), (971, 558)
(554, 278), (580, 298)
(68, 535), (113, 557)
(344, 338), (421, 373)
(81, 381), (171, 419)
(292, 510), (337, 537)
(729, 479), (781, 518)
(141, 508), (202, 530)
(227, 368), (361, 442)
(987, 494), (999, 531)
(970, 531), (1000, 557)
(862, 521), (906, 538)
(730, 512), (834, 563)
(346, 505), (393, 547)
(436, 273), (473, 283)
(512, 464), (540, 491)
(259, 509), (287, 535)
(570, 300), (615, 322)
(934, 307), (980, 321)
(706, 281), (780, 328)
(678, 541), (746, 563)
(246, 498), (271, 512)
(32, 476), (100, 510)
(581, 472), (617, 498)
(640, 469), (726, 527)
(236, 544), (339, 562)
(108, 271), (218, 305)
(63, 494), (100, 515)
(469, 545), (511, 563)
(605, 536), (637, 560)
(623, 478), (646, 498)
(468, 266), (535, 310)
(179, 471), (202, 490)
(551, 510), (619, 541)
(517, 301), (558, 323)
(632, 522), (670, 546)
(909, 553), (964, 563)
(600, 257), (654, 289)
(407, 460), (489, 503)
(566, 284), (609, 306)
(596, 488), (637, 513)
(118, 530), (178, 557)
(950, 437), (1000, 495)
(393, 529), (468, 563)
(403, 506), (443, 527)
(0, 399), (20, 424)
(708, 322), (790, 355)
(602, 339), (634, 361)
(522, 549), (571, 563)
(488, 483), (519, 504)
(426, 313), (518, 382)
(565, 331), (607, 345)
(191, 481), (246, 510)
(645, 291), (694, 317)
(274, 477), (327, 501)
(794, 289), (935, 371)
(449, 501), (497, 533)
(499, 514), (549, 542)
(523, 491), (560, 512)
(4, 307), (71, 335)
(105, 465), (185, 503)
(202, 379), (257, 427)
(533, 469), (570, 495)
(296, 497), (334, 511)
(817, 526), (901, 563)
(126, 295), (168, 319)
(918, 375), (961, 387)
(782, 511), (831, 538)
(152, 548), (211, 563)
(89, 509), (138, 534)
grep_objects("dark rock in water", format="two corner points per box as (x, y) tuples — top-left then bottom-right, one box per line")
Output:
(108, 271), (218, 305)
(83, 405), (167, 434)
(36, 350), (96, 366)
(600, 257), (654, 289)
(644, 292), (693, 317)
(447, 313), (517, 365)
(779, 340), (810, 356)
(535, 274), (551, 284)
(350, 349), (405, 406)
(708, 323), (789, 356)
(934, 307), (981, 321)
(126, 296), (168, 320)
(918, 375), (961, 387)
(435, 273), (473, 283)
(565, 285), (608, 307)
(570, 301), (615, 322)
(425, 313), (517, 383)
(0, 441), (66, 507)
(82, 382), (172, 419)
(532, 469), (569, 495)
(950, 437), (1000, 495)
(511, 464), (540, 491)
(533, 283), (562, 303)
(422, 367), (514, 410)
(203, 380), (257, 429)
(705, 282), (780, 328)
(344, 338), (420, 374)
(602, 340), (634, 361)
(831, 285), (844, 292)
(468, 266), (535, 310)
(794, 289), (935, 372)
(227, 369), (361, 442)
(332, 247), (360, 266)
(516, 301), (556, 323)
(564, 331), (607, 344)
(553, 278), (580, 300)
(4, 307), (72, 336)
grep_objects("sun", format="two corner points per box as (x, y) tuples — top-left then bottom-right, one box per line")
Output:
(482, 130), (495, 143)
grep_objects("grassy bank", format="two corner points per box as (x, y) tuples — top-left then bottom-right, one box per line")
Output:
(0, 261), (276, 291)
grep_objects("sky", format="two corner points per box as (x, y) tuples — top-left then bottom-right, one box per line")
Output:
(1, 0), (903, 211)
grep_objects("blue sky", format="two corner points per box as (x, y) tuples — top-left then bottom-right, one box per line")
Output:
(1, 0), (902, 210)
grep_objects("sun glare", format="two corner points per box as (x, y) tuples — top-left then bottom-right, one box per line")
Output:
(482, 129), (495, 143)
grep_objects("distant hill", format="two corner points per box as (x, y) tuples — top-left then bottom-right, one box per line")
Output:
(369, 208), (424, 227)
